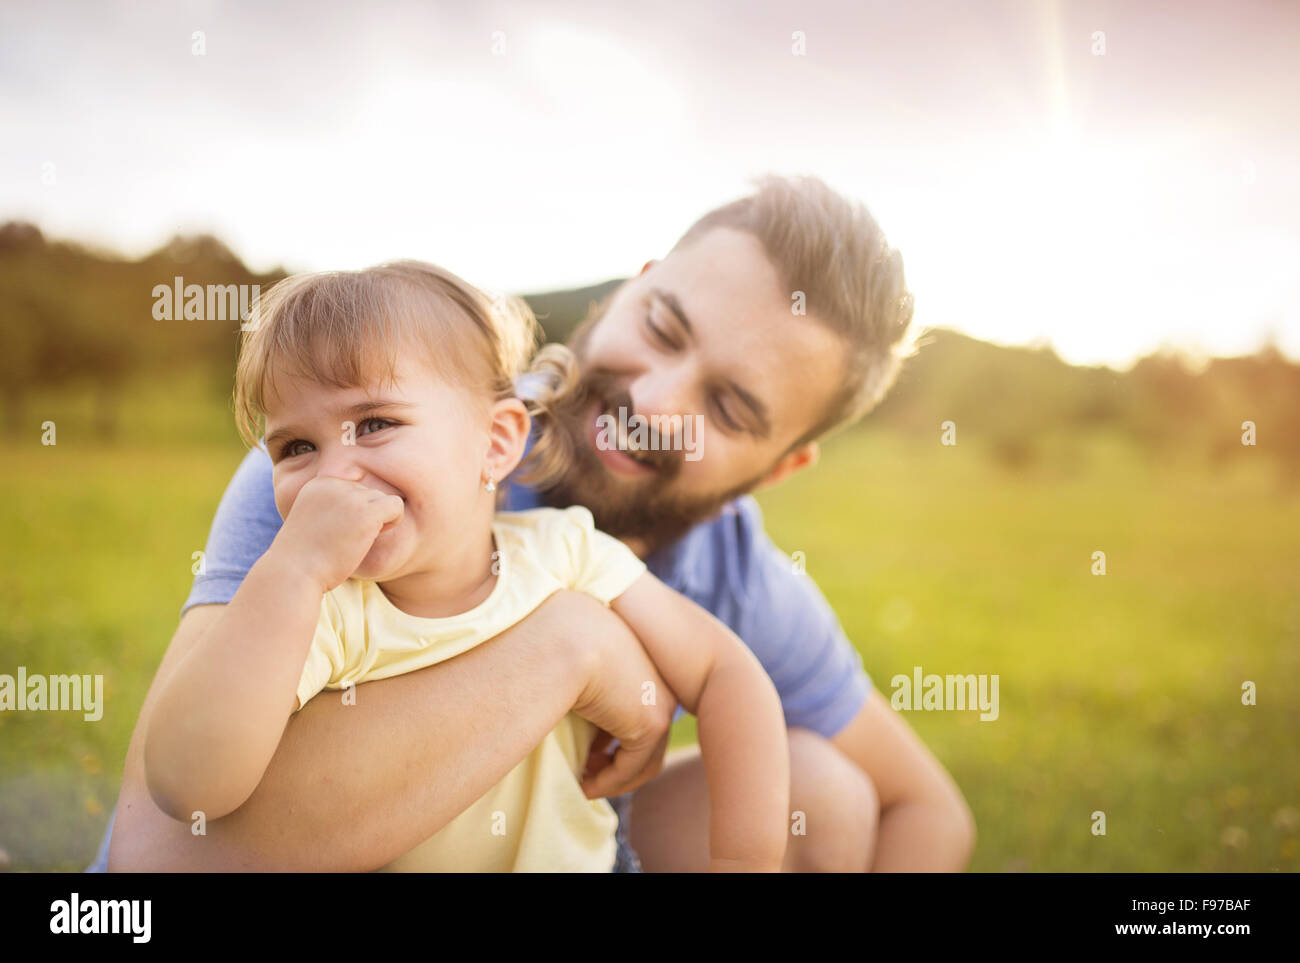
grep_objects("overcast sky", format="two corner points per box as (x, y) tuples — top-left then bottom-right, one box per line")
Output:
(2, 0), (1297, 366)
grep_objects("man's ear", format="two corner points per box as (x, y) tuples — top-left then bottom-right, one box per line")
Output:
(753, 441), (819, 492)
(485, 397), (531, 485)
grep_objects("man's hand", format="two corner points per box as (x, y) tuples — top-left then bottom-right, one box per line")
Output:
(571, 601), (678, 800)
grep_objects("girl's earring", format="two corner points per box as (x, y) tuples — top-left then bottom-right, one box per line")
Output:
(484, 472), (497, 494)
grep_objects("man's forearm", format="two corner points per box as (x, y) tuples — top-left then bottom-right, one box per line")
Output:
(830, 690), (977, 873)
(110, 592), (594, 872)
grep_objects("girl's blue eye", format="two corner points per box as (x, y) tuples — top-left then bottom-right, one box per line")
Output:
(358, 418), (393, 435)
(284, 440), (314, 458)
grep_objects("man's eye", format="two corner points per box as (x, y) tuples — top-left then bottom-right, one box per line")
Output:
(645, 315), (677, 349)
(711, 394), (741, 431)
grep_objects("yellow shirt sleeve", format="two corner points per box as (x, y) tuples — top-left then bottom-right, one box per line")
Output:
(294, 591), (347, 712)
(548, 505), (647, 603)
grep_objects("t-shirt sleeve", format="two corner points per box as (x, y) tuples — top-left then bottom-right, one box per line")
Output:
(692, 497), (872, 739)
(295, 593), (347, 712)
(551, 506), (647, 604)
(183, 446), (283, 615)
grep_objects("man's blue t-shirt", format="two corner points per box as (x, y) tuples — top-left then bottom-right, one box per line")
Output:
(87, 443), (871, 870)
(501, 472), (872, 736)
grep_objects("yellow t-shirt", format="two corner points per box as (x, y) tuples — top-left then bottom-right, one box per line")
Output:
(293, 505), (648, 873)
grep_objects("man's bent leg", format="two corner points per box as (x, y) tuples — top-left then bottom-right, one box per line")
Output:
(628, 727), (879, 872)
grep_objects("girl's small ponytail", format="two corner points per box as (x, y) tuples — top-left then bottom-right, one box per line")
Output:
(514, 342), (583, 490)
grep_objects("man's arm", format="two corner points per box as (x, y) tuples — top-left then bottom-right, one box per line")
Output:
(831, 690), (975, 871)
(109, 590), (674, 872)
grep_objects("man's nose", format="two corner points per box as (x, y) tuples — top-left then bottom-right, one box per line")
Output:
(629, 366), (694, 439)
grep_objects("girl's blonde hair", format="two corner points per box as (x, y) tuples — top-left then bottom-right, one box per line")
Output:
(233, 259), (579, 490)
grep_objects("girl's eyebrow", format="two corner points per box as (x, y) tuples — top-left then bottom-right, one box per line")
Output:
(346, 399), (414, 418)
(263, 399), (414, 450)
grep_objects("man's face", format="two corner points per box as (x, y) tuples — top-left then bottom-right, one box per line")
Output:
(540, 226), (846, 552)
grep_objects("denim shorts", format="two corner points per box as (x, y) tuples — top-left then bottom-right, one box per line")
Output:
(609, 793), (642, 873)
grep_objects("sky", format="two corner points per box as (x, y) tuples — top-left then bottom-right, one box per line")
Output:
(2, 0), (1297, 367)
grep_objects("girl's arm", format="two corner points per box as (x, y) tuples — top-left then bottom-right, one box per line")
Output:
(608, 572), (790, 872)
(143, 554), (322, 821)
(143, 474), (403, 822)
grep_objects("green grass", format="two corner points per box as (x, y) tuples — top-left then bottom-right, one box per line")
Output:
(751, 429), (1300, 872)
(0, 430), (247, 871)
(1, 389), (1297, 871)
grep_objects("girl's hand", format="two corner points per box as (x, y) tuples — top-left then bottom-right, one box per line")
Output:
(268, 475), (405, 593)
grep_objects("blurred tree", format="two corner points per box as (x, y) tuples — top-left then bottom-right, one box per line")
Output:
(0, 222), (284, 437)
(1, 220), (1297, 474)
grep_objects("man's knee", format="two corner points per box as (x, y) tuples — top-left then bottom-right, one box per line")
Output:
(785, 727), (879, 873)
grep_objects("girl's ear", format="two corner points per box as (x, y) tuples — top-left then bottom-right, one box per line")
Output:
(485, 397), (531, 485)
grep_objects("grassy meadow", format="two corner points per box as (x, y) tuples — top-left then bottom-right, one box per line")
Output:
(1, 372), (1297, 871)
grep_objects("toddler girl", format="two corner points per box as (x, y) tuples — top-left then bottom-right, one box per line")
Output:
(143, 260), (789, 871)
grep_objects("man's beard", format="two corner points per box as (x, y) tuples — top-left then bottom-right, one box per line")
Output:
(534, 311), (771, 557)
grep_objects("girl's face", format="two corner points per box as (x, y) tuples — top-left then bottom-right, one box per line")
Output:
(262, 354), (500, 584)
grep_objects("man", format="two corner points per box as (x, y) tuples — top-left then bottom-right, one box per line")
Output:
(98, 174), (974, 872)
